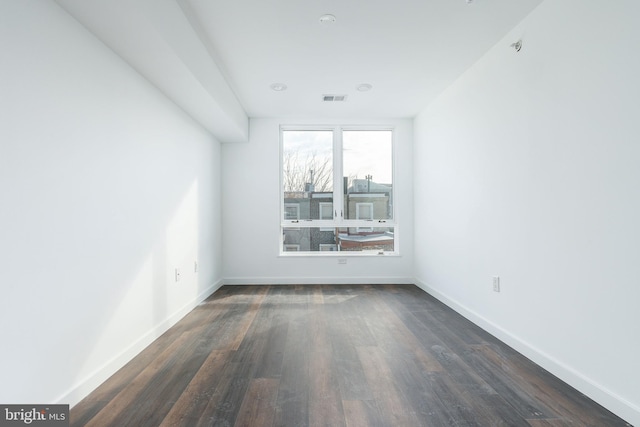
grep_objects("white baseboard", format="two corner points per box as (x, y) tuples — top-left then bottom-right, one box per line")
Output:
(414, 278), (639, 426)
(61, 279), (223, 408)
(223, 276), (415, 285)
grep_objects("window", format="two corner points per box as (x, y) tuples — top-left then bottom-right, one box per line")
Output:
(284, 203), (300, 230)
(284, 203), (300, 220)
(356, 202), (374, 232)
(281, 127), (395, 254)
(319, 244), (338, 251)
(319, 202), (333, 231)
(319, 202), (333, 220)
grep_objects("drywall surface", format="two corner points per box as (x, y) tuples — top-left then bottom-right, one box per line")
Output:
(0, 1), (223, 406)
(222, 118), (414, 284)
(55, 0), (249, 143)
(413, 0), (640, 424)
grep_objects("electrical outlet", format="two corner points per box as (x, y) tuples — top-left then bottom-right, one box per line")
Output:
(493, 276), (500, 292)
(175, 268), (181, 282)
(338, 258), (347, 265)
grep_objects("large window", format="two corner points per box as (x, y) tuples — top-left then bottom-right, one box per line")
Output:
(281, 127), (395, 254)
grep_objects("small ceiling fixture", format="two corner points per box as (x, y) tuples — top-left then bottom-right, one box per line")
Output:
(510, 39), (523, 52)
(270, 83), (287, 91)
(356, 83), (373, 92)
(323, 94), (347, 102)
(319, 14), (336, 24)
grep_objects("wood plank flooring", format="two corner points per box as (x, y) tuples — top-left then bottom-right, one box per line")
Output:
(71, 285), (632, 426)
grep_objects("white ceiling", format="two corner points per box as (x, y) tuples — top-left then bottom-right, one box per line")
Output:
(56, 0), (542, 141)
(182, 0), (542, 118)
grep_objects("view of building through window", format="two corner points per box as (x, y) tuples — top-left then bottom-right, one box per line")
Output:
(281, 128), (394, 253)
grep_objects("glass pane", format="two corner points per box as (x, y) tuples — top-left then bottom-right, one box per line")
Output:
(338, 226), (394, 253)
(343, 130), (393, 221)
(282, 227), (337, 252)
(282, 227), (395, 253)
(282, 130), (333, 220)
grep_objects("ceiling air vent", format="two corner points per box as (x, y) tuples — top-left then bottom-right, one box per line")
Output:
(323, 94), (348, 102)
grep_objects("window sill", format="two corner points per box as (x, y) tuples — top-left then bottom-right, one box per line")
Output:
(278, 251), (401, 258)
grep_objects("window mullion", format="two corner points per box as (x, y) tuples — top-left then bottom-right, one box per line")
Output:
(333, 126), (344, 224)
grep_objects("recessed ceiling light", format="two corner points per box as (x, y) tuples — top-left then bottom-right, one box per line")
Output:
(270, 83), (287, 91)
(319, 14), (336, 24)
(356, 83), (373, 92)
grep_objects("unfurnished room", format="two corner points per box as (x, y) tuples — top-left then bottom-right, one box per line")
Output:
(1, 0), (638, 426)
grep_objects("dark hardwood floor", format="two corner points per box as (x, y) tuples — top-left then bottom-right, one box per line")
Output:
(71, 285), (631, 426)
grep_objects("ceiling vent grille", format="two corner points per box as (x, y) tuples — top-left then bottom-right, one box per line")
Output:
(323, 94), (348, 102)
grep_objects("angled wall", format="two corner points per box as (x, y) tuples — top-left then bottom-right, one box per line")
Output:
(413, 1), (640, 424)
(56, 0), (249, 144)
(0, 1), (223, 406)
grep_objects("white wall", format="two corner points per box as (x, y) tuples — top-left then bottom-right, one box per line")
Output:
(413, 0), (640, 424)
(55, 0), (250, 144)
(0, 1), (223, 406)
(222, 118), (414, 284)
